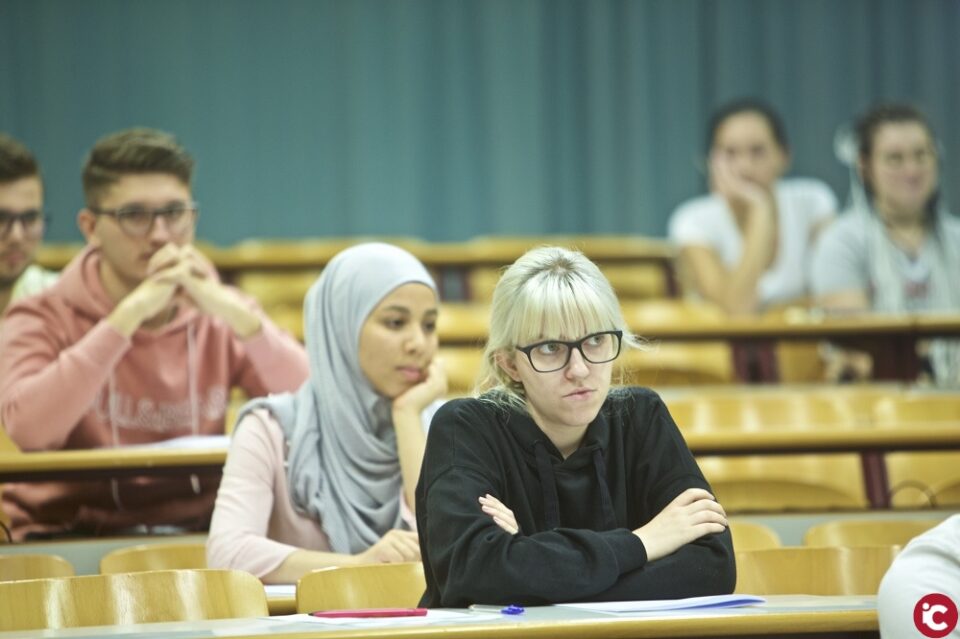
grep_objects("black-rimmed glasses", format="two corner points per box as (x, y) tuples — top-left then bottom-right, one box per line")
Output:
(89, 201), (198, 238)
(516, 330), (623, 373)
(0, 209), (45, 239)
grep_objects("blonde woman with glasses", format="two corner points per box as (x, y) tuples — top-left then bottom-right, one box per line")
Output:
(416, 247), (734, 607)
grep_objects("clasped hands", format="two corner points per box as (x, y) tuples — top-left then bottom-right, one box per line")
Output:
(108, 243), (261, 338)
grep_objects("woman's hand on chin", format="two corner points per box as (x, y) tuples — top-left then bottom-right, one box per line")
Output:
(392, 358), (448, 415)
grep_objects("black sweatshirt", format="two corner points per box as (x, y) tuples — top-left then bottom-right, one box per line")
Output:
(416, 387), (736, 607)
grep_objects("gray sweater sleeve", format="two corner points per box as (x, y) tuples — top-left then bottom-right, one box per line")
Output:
(809, 214), (870, 298)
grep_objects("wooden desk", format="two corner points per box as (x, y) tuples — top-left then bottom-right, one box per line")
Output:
(0, 447), (227, 483)
(683, 423), (960, 509)
(0, 595), (878, 638)
(37, 237), (678, 302)
(0, 418), (955, 508)
(438, 309), (960, 383)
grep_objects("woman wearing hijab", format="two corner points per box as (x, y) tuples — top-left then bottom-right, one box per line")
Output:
(416, 247), (735, 607)
(207, 243), (447, 583)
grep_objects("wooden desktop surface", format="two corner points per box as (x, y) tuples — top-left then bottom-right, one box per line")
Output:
(1, 421), (955, 509)
(2, 426), (956, 482)
(437, 308), (960, 382)
(0, 595), (878, 639)
(437, 307), (960, 342)
(0, 447), (227, 482)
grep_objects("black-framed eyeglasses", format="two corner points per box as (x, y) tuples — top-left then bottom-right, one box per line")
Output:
(89, 201), (198, 238)
(0, 209), (46, 239)
(516, 330), (623, 373)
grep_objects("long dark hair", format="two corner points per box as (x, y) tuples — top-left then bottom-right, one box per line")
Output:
(854, 103), (939, 216)
(706, 98), (789, 154)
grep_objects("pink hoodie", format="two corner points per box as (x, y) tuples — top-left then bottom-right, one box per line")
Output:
(0, 246), (309, 540)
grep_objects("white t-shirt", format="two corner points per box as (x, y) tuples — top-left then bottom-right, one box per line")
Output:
(878, 515), (960, 638)
(669, 178), (837, 307)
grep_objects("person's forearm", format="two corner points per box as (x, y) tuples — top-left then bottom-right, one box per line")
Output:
(239, 318), (309, 394)
(393, 406), (427, 510)
(263, 548), (360, 584)
(721, 204), (776, 314)
(586, 537), (736, 602)
(0, 321), (129, 450)
(217, 301), (262, 340)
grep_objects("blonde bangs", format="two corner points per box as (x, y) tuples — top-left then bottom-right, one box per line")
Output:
(508, 265), (620, 346)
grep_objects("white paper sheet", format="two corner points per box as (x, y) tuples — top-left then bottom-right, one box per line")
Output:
(263, 584), (296, 597)
(556, 594), (766, 613)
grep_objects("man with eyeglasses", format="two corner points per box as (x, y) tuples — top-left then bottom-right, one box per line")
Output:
(0, 128), (308, 540)
(0, 133), (57, 316)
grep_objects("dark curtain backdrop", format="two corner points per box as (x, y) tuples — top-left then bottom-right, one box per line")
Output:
(1, 0), (957, 244)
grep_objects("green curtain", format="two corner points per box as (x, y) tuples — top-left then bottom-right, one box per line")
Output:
(1, 0), (957, 244)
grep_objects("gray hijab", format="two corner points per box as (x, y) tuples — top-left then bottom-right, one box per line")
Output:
(238, 242), (437, 553)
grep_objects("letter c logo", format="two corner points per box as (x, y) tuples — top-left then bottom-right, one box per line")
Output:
(914, 594), (958, 638)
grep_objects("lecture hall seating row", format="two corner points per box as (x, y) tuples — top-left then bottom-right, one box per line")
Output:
(0, 545), (912, 632)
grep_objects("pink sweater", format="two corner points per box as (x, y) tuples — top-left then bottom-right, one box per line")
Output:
(0, 246), (309, 539)
(206, 409), (332, 578)
(207, 409), (418, 579)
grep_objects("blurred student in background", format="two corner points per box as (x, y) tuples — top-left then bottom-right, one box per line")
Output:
(0, 133), (57, 316)
(878, 516), (960, 637)
(0, 128), (308, 540)
(207, 243), (447, 583)
(669, 99), (837, 315)
(417, 247), (734, 607)
(811, 104), (960, 384)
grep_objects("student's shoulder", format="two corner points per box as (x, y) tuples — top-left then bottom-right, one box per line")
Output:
(432, 395), (504, 430)
(779, 176), (834, 197)
(940, 211), (960, 238)
(670, 193), (723, 224)
(603, 386), (669, 427)
(229, 408), (286, 458)
(817, 209), (869, 247)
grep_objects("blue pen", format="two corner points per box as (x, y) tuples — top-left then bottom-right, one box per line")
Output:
(468, 604), (525, 615)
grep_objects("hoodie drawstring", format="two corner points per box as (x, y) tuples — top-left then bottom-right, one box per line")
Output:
(591, 448), (617, 530)
(533, 441), (561, 530)
(108, 374), (126, 511)
(187, 325), (201, 495)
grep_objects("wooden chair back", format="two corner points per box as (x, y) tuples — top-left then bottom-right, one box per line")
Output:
(803, 518), (941, 547)
(0, 569), (267, 632)
(437, 346), (485, 396)
(698, 454), (869, 512)
(728, 521), (781, 551)
(0, 554), (75, 581)
(886, 451), (960, 508)
(99, 542), (208, 574)
(735, 546), (900, 595)
(618, 343), (734, 386)
(0, 424), (20, 535)
(296, 562), (425, 612)
(669, 393), (864, 432)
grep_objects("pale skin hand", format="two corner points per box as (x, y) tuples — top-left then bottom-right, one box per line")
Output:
(682, 154), (778, 315)
(106, 244), (262, 338)
(356, 529), (421, 563)
(480, 493), (520, 535)
(634, 488), (727, 562)
(482, 490), (727, 562)
(263, 529), (420, 584)
(106, 264), (183, 337)
(166, 245), (262, 338)
(392, 359), (448, 509)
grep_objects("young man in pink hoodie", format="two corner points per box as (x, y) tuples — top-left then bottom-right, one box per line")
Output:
(0, 128), (309, 540)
